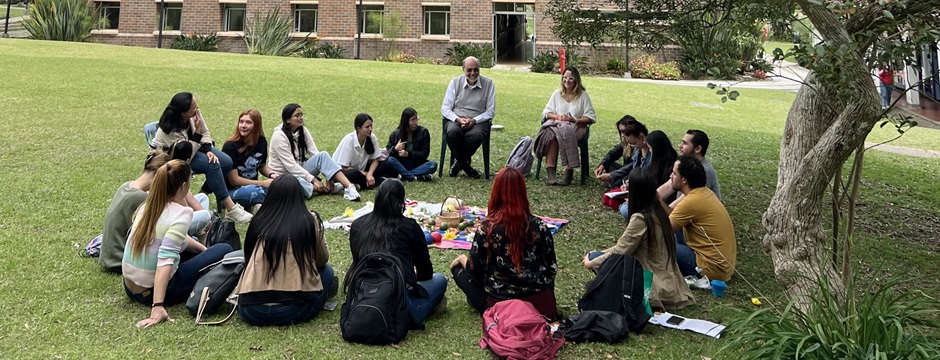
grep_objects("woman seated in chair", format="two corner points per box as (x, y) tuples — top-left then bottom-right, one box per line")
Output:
(222, 109), (276, 213)
(333, 113), (383, 190)
(348, 179), (447, 326)
(122, 160), (233, 328)
(236, 176), (336, 326)
(535, 67), (596, 186)
(595, 116), (647, 188)
(268, 103), (360, 201)
(584, 168), (694, 310)
(151, 92), (252, 223)
(378, 107), (437, 182)
(451, 167), (560, 320)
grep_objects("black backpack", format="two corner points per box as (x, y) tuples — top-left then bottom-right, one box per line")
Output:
(205, 212), (241, 250)
(340, 252), (411, 345)
(561, 310), (629, 343)
(186, 250), (245, 324)
(578, 254), (651, 333)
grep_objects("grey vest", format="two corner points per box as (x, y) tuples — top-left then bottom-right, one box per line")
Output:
(452, 75), (491, 119)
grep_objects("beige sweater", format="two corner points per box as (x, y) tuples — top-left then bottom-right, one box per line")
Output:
(267, 124), (320, 184)
(152, 118), (213, 161)
(237, 212), (330, 295)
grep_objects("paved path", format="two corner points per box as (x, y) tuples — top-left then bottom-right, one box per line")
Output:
(865, 142), (940, 159)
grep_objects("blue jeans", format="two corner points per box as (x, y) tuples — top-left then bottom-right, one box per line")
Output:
(190, 193), (210, 236)
(190, 148), (233, 204)
(619, 202), (630, 220)
(230, 185), (267, 208)
(380, 157), (438, 179)
(406, 273), (447, 325)
(880, 83), (892, 108)
(298, 152), (343, 198)
(237, 264), (335, 326)
(674, 230), (698, 277)
(124, 243), (233, 306)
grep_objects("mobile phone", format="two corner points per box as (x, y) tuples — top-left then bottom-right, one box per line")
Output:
(665, 315), (685, 326)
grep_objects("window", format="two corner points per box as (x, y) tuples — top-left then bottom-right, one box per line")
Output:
(294, 4), (318, 33)
(494, 2), (534, 13)
(97, 2), (120, 30)
(161, 4), (183, 31)
(223, 4), (246, 32)
(361, 5), (383, 34)
(423, 6), (449, 36)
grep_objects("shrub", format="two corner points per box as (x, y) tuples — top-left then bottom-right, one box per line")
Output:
(671, 10), (762, 79)
(300, 40), (346, 59)
(443, 42), (495, 68)
(722, 273), (940, 360)
(170, 33), (220, 51)
(528, 50), (558, 73)
(378, 50), (444, 65)
(629, 54), (681, 80)
(752, 69), (767, 79)
(607, 58), (627, 73)
(561, 48), (587, 70)
(243, 9), (306, 57)
(23, 0), (95, 42)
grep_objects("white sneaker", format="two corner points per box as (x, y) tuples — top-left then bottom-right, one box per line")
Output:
(225, 203), (253, 224)
(686, 275), (711, 290)
(343, 185), (361, 201)
(249, 204), (262, 214)
(331, 182), (344, 195)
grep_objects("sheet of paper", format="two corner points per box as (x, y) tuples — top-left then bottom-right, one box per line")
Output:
(649, 312), (725, 338)
(605, 190), (629, 198)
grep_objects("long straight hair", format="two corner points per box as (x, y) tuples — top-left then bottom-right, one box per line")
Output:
(243, 175), (319, 282)
(617, 115), (637, 159)
(281, 103), (308, 162)
(646, 130), (678, 185)
(349, 179), (406, 257)
(396, 107), (417, 143)
(227, 109), (265, 153)
(626, 168), (677, 262)
(354, 113), (375, 155)
(158, 92), (193, 133)
(129, 160), (192, 258)
(483, 167), (533, 271)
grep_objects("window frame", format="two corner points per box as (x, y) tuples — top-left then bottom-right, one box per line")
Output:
(223, 4), (246, 32)
(161, 3), (183, 31)
(361, 5), (384, 35)
(293, 4), (318, 33)
(423, 6), (450, 36)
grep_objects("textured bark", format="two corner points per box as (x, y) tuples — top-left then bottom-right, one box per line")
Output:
(761, 0), (882, 308)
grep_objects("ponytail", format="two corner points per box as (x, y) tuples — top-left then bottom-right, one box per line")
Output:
(129, 160), (192, 258)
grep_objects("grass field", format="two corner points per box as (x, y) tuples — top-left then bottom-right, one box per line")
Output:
(0, 38), (938, 359)
(0, 6), (25, 19)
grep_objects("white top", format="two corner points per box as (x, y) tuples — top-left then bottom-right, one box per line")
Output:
(268, 124), (320, 183)
(332, 131), (381, 172)
(541, 89), (596, 122)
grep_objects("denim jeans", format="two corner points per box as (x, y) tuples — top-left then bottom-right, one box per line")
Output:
(237, 264), (335, 326)
(230, 185), (267, 208)
(380, 157), (438, 180)
(880, 83), (892, 108)
(190, 193), (210, 236)
(298, 152), (342, 198)
(619, 202), (630, 220)
(190, 148), (233, 203)
(124, 243), (233, 306)
(406, 273), (447, 325)
(674, 230), (698, 277)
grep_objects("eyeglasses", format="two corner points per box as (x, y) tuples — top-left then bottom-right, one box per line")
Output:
(293, 113), (305, 119)
(465, 67), (480, 73)
(563, 76), (575, 81)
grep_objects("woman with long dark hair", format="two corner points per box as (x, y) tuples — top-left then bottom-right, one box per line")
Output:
(584, 168), (694, 310)
(122, 160), (233, 328)
(222, 109), (276, 212)
(451, 167), (559, 319)
(594, 115), (647, 187)
(267, 103), (360, 201)
(236, 176), (336, 326)
(378, 107), (438, 181)
(619, 130), (677, 219)
(151, 92), (253, 223)
(333, 113), (383, 189)
(348, 179), (447, 325)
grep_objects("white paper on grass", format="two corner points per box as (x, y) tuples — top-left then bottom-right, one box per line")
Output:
(649, 312), (725, 338)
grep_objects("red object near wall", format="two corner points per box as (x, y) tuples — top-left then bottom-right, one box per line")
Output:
(559, 48), (566, 74)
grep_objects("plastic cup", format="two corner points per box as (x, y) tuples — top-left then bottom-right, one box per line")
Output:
(711, 280), (727, 297)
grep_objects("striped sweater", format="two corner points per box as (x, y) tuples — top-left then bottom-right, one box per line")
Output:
(122, 202), (193, 288)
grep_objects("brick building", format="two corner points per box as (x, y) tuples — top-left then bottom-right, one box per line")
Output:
(89, 0), (679, 64)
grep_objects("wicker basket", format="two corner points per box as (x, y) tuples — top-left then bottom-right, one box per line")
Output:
(438, 196), (464, 228)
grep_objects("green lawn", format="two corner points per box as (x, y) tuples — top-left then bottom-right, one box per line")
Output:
(1, 38), (938, 359)
(0, 7), (25, 19)
(763, 41), (797, 62)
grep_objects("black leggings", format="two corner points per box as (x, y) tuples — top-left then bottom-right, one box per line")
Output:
(341, 169), (385, 189)
(451, 265), (489, 314)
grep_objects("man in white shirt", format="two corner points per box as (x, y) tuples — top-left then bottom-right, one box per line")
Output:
(441, 56), (496, 179)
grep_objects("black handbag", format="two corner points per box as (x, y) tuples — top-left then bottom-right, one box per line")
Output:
(561, 310), (629, 343)
(205, 212), (241, 250)
(186, 250), (244, 325)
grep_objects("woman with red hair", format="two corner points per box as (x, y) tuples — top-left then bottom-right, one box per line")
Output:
(450, 167), (559, 319)
(222, 109), (277, 212)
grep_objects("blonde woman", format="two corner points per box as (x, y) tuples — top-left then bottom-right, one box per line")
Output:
(535, 67), (596, 185)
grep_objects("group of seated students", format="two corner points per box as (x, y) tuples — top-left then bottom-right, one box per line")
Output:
(103, 58), (737, 332)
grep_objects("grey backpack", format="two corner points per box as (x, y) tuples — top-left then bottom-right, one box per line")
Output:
(506, 136), (535, 176)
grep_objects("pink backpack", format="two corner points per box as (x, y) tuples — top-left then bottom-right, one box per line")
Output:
(480, 300), (565, 360)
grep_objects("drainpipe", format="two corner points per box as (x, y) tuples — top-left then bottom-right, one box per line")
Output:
(3, 1), (12, 38)
(356, 0), (363, 59)
(157, 0), (166, 48)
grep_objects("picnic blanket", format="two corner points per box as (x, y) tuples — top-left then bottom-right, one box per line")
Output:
(323, 200), (570, 250)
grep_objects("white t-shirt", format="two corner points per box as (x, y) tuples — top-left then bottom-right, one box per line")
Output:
(541, 89), (596, 121)
(332, 132), (381, 171)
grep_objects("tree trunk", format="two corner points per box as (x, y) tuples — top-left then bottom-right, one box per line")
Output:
(761, 0), (882, 309)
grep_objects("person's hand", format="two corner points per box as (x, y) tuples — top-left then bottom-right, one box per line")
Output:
(594, 165), (604, 177)
(192, 110), (204, 129)
(582, 254), (595, 270)
(268, 172), (277, 179)
(261, 179), (273, 188)
(136, 306), (171, 328)
(450, 255), (468, 270)
(313, 179), (329, 193)
(620, 182), (629, 191)
(598, 173), (611, 182)
(398, 150), (408, 157)
(366, 174), (376, 187)
(395, 140), (406, 152)
(206, 151), (219, 164)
